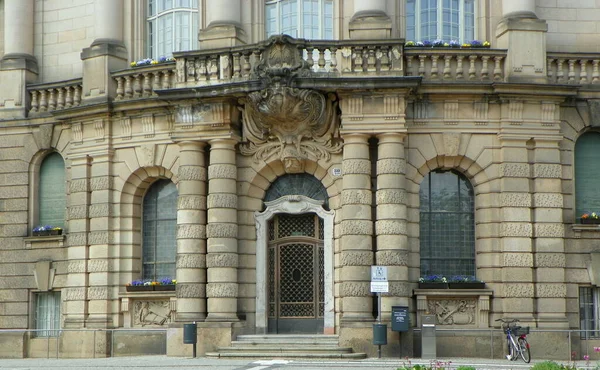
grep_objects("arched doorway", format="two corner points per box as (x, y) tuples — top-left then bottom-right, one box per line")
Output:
(255, 174), (334, 335)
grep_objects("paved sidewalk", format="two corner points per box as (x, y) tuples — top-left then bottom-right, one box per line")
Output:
(0, 356), (592, 370)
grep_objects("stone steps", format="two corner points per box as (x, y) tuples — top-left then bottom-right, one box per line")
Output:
(205, 334), (367, 359)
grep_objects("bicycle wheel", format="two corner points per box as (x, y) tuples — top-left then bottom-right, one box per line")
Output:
(518, 338), (531, 363)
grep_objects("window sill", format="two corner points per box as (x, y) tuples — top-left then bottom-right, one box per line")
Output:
(24, 235), (65, 249)
(572, 224), (600, 232)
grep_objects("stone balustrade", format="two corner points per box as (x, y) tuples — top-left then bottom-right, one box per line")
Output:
(404, 48), (506, 82)
(28, 79), (83, 115)
(547, 53), (600, 85)
(113, 63), (176, 101)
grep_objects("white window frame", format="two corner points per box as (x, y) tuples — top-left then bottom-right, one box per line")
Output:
(580, 286), (600, 338)
(265, 0), (334, 40)
(146, 0), (199, 59)
(33, 291), (61, 338)
(406, 0), (477, 43)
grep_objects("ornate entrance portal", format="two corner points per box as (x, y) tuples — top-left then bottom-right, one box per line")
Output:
(268, 214), (324, 333)
(255, 195), (334, 335)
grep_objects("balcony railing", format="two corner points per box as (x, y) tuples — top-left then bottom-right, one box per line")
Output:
(404, 48), (506, 82)
(27, 79), (83, 116)
(547, 53), (600, 85)
(113, 63), (177, 101)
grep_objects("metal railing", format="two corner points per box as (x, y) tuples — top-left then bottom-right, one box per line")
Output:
(0, 328), (167, 359)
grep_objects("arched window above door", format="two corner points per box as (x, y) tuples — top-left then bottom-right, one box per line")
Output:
(419, 169), (475, 277)
(264, 173), (328, 209)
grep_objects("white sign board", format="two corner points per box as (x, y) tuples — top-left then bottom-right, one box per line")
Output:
(371, 266), (388, 282)
(370, 281), (389, 293)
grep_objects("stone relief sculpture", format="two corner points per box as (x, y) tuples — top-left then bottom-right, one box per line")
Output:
(133, 301), (173, 327)
(239, 35), (341, 173)
(428, 299), (476, 325)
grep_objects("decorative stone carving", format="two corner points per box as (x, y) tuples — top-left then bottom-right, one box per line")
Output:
(206, 223), (237, 238)
(503, 253), (533, 267)
(341, 190), (371, 205)
(137, 144), (156, 167)
(504, 283), (534, 298)
(94, 119), (106, 141)
(88, 260), (109, 272)
(501, 193), (531, 207)
(177, 283), (206, 298)
(501, 223), (533, 237)
(36, 124), (53, 150)
(90, 177), (112, 191)
(536, 284), (567, 298)
(89, 204), (110, 218)
(70, 179), (88, 193)
(541, 102), (556, 124)
(376, 250), (409, 266)
(532, 193), (563, 208)
(142, 115), (155, 138)
(72, 122), (83, 143)
(177, 224), (206, 239)
(535, 254), (566, 268)
(176, 254), (206, 269)
(340, 251), (374, 266)
(444, 101), (459, 125)
(206, 283), (238, 298)
(207, 164), (237, 180)
(376, 159), (406, 175)
(88, 287), (108, 300)
(206, 253), (238, 268)
(535, 223), (565, 238)
(500, 163), (529, 178)
(375, 220), (407, 235)
(342, 159), (371, 175)
(178, 166), (206, 181)
(69, 205), (88, 219)
(68, 232), (87, 246)
(178, 195), (206, 210)
(239, 36), (341, 173)
(65, 287), (86, 301)
(533, 164), (562, 178)
(474, 101), (488, 125)
(340, 220), (373, 236)
(121, 117), (132, 139)
(340, 282), (371, 297)
(207, 194), (238, 209)
(133, 300), (173, 327)
(508, 100), (524, 124)
(376, 189), (406, 205)
(427, 299), (476, 325)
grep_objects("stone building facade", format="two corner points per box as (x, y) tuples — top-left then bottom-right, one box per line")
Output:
(0, 0), (600, 359)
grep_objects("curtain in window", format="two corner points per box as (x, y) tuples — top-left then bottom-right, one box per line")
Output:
(142, 179), (178, 281)
(147, 0), (199, 59)
(575, 132), (600, 220)
(419, 170), (475, 277)
(35, 292), (61, 337)
(39, 153), (66, 229)
(406, 0), (475, 42)
(265, 0), (333, 39)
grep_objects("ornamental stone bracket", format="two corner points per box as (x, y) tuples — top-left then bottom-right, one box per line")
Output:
(338, 93), (409, 134)
(414, 289), (493, 328)
(171, 99), (241, 140)
(121, 295), (177, 328)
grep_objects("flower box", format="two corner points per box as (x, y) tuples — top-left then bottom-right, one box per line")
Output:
(418, 282), (449, 289)
(32, 230), (52, 237)
(448, 282), (486, 289)
(126, 285), (154, 292)
(153, 284), (176, 291)
(581, 218), (600, 224)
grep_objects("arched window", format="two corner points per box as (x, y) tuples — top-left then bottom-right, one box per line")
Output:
(264, 173), (328, 209)
(406, 0), (476, 43)
(420, 170), (475, 277)
(266, 0), (334, 39)
(38, 153), (66, 229)
(575, 132), (600, 221)
(147, 0), (199, 59)
(142, 179), (178, 281)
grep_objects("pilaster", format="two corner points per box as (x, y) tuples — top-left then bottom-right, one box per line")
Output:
(175, 141), (208, 322)
(199, 0), (247, 49)
(205, 139), (239, 322)
(375, 133), (409, 318)
(340, 134), (373, 322)
(64, 155), (91, 328)
(349, 0), (391, 40)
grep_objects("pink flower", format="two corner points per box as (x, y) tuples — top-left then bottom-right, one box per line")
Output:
(595, 346), (600, 352)
(584, 355), (590, 360)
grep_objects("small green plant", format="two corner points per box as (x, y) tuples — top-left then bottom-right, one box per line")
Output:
(530, 361), (577, 370)
(456, 367), (476, 370)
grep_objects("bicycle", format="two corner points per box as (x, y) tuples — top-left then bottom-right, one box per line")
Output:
(495, 318), (531, 363)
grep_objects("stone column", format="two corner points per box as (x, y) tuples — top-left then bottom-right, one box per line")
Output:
(531, 137), (568, 328)
(176, 141), (208, 322)
(340, 134), (373, 322)
(375, 133), (409, 318)
(86, 147), (114, 328)
(0, 0), (38, 119)
(199, 0), (246, 49)
(205, 139), (239, 322)
(64, 155), (91, 328)
(80, 0), (127, 103)
(349, 0), (391, 39)
(498, 135), (534, 324)
(496, 0), (546, 83)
